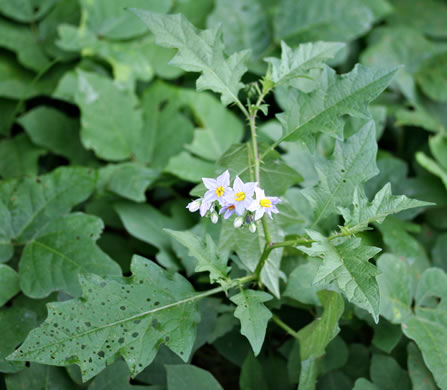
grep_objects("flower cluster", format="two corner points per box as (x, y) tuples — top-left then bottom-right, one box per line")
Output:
(186, 170), (280, 232)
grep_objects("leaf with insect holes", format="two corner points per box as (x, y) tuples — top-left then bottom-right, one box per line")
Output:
(129, 9), (250, 106)
(7, 256), (200, 382)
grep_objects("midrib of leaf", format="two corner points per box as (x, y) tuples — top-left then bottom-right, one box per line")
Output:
(32, 240), (82, 269)
(310, 128), (372, 228)
(14, 185), (75, 241)
(18, 285), (222, 355)
(261, 70), (395, 159)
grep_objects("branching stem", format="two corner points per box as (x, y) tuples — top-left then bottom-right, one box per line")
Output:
(272, 314), (299, 339)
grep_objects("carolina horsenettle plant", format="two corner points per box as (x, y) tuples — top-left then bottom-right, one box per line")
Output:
(5, 6), (446, 390)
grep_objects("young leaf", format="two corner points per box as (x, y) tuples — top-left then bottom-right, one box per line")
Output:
(339, 184), (432, 232)
(230, 289), (273, 356)
(129, 9), (250, 106)
(165, 229), (230, 284)
(19, 213), (121, 298)
(302, 121), (379, 227)
(7, 256), (201, 382)
(0, 264), (19, 307)
(166, 364), (223, 390)
(276, 65), (397, 143)
(265, 40), (345, 87)
(299, 232), (381, 322)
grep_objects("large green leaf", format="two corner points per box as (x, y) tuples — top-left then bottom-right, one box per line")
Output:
(386, 0), (447, 38)
(299, 232), (381, 321)
(274, 0), (391, 44)
(0, 295), (50, 373)
(0, 18), (51, 72)
(361, 27), (447, 103)
(297, 290), (344, 389)
(0, 134), (46, 179)
(74, 71), (143, 161)
(370, 354), (411, 390)
(0, 166), (96, 247)
(0, 0), (57, 22)
(165, 230), (230, 284)
(8, 256), (201, 382)
(230, 289), (272, 356)
(18, 106), (92, 164)
(0, 265), (19, 307)
(402, 268), (447, 390)
(166, 364), (223, 390)
(302, 121), (379, 227)
(339, 183), (432, 233)
(5, 363), (79, 390)
(130, 9), (249, 106)
(276, 65), (397, 144)
(80, 0), (172, 39)
(407, 342), (438, 390)
(19, 213), (121, 298)
(99, 163), (159, 203)
(207, 0), (271, 70)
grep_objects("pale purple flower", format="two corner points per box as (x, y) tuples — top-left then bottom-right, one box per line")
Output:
(225, 176), (257, 216)
(219, 202), (236, 219)
(248, 187), (280, 220)
(203, 170), (230, 206)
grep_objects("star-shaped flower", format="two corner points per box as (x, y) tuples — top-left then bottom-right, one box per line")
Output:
(203, 170), (230, 206)
(248, 187), (280, 220)
(225, 176), (257, 216)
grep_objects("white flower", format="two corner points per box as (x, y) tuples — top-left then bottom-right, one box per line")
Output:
(186, 199), (201, 212)
(203, 170), (231, 206)
(248, 187), (281, 220)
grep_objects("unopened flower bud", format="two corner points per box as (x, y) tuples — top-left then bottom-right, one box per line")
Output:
(186, 199), (201, 212)
(211, 212), (218, 224)
(249, 222), (256, 233)
(234, 216), (244, 228)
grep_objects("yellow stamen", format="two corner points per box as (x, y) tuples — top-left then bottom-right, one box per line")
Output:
(260, 199), (272, 208)
(216, 186), (225, 197)
(235, 192), (246, 202)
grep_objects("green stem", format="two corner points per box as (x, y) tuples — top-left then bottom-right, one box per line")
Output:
(272, 314), (299, 339)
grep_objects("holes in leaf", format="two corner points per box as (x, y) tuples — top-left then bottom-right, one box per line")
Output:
(132, 332), (139, 338)
(120, 306), (126, 311)
(97, 351), (105, 358)
(118, 338), (125, 344)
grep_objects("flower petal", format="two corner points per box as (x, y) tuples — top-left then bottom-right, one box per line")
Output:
(217, 170), (230, 187)
(255, 207), (264, 220)
(202, 178), (217, 190)
(233, 176), (244, 192)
